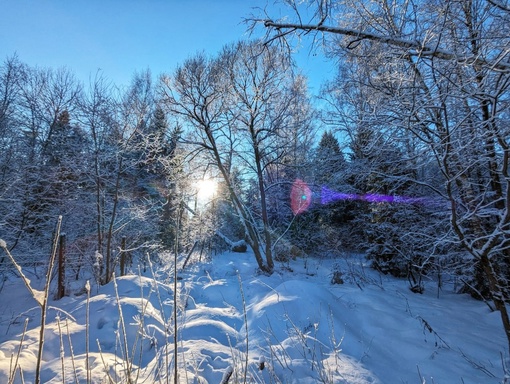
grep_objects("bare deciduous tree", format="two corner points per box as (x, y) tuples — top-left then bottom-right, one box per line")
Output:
(260, 0), (510, 350)
(161, 41), (307, 273)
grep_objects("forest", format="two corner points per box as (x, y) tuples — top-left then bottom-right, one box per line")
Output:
(0, 0), (509, 382)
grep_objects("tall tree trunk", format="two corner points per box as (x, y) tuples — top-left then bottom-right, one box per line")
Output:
(251, 127), (274, 271)
(105, 156), (123, 283)
(480, 253), (510, 353)
(208, 127), (272, 273)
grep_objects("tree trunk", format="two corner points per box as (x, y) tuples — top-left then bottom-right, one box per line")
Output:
(480, 254), (510, 353)
(205, 126), (273, 273)
(251, 128), (274, 271)
(105, 156), (122, 284)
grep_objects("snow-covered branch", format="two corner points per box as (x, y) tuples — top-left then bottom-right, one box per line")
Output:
(263, 20), (510, 72)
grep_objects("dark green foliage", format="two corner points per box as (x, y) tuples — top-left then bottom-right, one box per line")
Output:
(314, 130), (344, 185)
(290, 131), (354, 254)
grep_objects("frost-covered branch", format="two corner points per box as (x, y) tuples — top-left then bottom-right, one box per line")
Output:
(262, 20), (510, 72)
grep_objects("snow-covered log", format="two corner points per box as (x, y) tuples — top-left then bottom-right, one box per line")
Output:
(216, 231), (247, 253)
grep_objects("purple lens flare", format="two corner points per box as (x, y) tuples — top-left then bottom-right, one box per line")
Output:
(292, 181), (426, 215)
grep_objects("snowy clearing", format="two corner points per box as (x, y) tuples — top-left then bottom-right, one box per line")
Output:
(0, 250), (506, 383)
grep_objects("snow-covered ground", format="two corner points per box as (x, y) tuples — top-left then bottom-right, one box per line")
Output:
(0, 250), (507, 383)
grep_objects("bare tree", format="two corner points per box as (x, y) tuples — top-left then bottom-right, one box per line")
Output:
(160, 51), (271, 272)
(161, 42), (305, 273)
(0, 56), (25, 252)
(261, 0), (510, 350)
(79, 72), (114, 260)
(8, 65), (83, 255)
(79, 70), (154, 283)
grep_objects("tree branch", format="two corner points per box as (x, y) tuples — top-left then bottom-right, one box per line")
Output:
(263, 20), (510, 72)
(486, 0), (510, 12)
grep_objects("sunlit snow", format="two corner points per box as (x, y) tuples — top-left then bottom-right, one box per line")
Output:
(0, 250), (506, 383)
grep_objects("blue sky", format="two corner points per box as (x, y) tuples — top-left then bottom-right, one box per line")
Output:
(0, 0), (334, 94)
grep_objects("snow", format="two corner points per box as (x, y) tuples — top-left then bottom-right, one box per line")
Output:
(0, 250), (507, 383)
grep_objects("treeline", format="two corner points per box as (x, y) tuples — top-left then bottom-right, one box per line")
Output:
(0, 14), (508, 315)
(0, 59), (183, 282)
(0, 42), (441, 284)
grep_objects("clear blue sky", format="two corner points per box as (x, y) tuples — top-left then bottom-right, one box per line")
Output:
(0, 0), (334, 94)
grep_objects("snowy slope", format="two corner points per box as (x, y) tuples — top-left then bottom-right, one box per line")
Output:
(0, 250), (506, 383)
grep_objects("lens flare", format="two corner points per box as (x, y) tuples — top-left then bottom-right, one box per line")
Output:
(290, 179), (312, 214)
(291, 180), (425, 215)
(322, 187), (424, 205)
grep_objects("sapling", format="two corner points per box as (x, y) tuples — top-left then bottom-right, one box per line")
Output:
(128, 271), (154, 384)
(172, 201), (184, 384)
(112, 273), (134, 383)
(146, 259), (171, 383)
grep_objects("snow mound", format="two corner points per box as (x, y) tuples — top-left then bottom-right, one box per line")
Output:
(0, 251), (507, 383)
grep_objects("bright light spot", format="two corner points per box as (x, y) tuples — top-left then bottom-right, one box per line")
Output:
(196, 178), (217, 201)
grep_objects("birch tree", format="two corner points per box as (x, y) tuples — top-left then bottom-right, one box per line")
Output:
(161, 49), (272, 272)
(161, 41), (307, 273)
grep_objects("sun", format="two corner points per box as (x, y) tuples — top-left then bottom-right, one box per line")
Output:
(196, 178), (217, 201)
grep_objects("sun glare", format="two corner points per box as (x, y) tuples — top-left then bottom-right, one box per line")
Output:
(197, 178), (217, 201)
